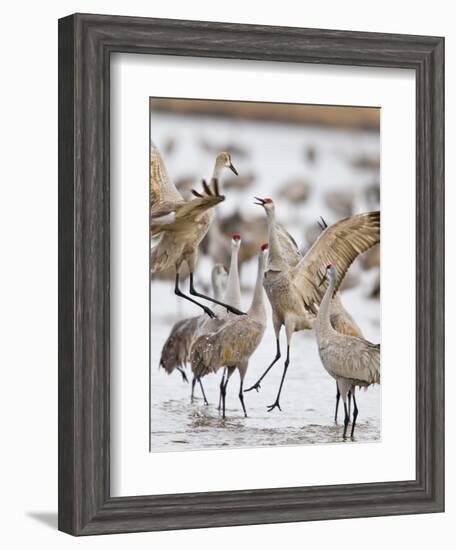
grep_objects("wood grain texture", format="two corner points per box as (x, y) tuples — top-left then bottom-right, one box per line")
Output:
(58, 13), (445, 536)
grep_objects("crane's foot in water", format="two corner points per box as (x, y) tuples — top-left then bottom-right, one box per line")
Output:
(267, 400), (282, 412)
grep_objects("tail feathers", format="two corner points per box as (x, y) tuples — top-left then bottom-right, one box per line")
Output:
(159, 346), (185, 374)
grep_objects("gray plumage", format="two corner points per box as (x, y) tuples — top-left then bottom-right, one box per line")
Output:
(150, 144), (233, 274)
(316, 265), (380, 438)
(150, 143), (242, 318)
(191, 317), (265, 380)
(159, 316), (200, 379)
(316, 266), (380, 386)
(159, 264), (228, 380)
(190, 247), (268, 417)
(329, 293), (363, 338)
(245, 198), (380, 413)
(291, 211), (381, 311)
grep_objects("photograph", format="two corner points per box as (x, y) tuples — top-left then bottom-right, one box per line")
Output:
(149, 98), (381, 452)
(0, 1), (446, 543)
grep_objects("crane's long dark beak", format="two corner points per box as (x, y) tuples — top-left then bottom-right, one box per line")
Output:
(254, 196), (265, 206)
(229, 162), (238, 176)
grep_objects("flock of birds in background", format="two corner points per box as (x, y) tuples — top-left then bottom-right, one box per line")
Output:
(150, 143), (380, 439)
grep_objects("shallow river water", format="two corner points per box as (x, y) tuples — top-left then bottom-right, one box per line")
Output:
(150, 281), (381, 453)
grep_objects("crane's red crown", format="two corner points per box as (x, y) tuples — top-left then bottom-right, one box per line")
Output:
(261, 243), (269, 251)
(232, 233), (241, 240)
(326, 264), (333, 269)
(263, 198), (273, 204)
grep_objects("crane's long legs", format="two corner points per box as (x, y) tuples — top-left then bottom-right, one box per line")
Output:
(244, 338), (281, 393)
(198, 378), (209, 406)
(191, 377), (196, 401)
(191, 375), (208, 405)
(334, 382), (340, 423)
(239, 379), (247, 418)
(221, 375), (230, 419)
(350, 392), (358, 439)
(342, 402), (350, 439)
(174, 274), (216, 319)
(267, 345), (290, 412)
(189, 273), (246, 316)
(218, 368), (227, 411)
(335, 383), (352, 423)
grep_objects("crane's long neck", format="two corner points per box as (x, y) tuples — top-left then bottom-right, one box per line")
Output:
(213, 158), (224, 180)
(210, 158), (225, 192)
(225, 244), (241, 309)
(266, 210), (287, 271)
(248, 254), (267, 325)
(316, 270), (337, 344)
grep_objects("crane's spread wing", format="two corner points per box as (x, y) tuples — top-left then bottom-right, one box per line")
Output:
(291, 211), (380, 310)
(276, 223), (302, 267)
(150, 142), (184, 206)
(175, 194), (224, 220)
(150, 184), (224, 237)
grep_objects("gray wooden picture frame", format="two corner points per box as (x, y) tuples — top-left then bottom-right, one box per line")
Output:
(58, 13), (445, 536)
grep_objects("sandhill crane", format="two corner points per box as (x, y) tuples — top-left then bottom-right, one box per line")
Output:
(245, 198), (379, 413)
(194, 233), (244, 405)
(159, 234), (243, 404)
(159, 264), (228, 393)
(150, 142), (242, 317)
(245, 211), (364, 420)
(316, 264), (380, 438)
(190, 244), (268, 418)
(212, 233), (243, 409)
(318, 220), (365, 422)
(329, 293), (363, 421)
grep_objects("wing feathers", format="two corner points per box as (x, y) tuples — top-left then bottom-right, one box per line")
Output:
(190, 318), (264, 378)
(292, 211), (380, 307)
(150, 142), (184, 206)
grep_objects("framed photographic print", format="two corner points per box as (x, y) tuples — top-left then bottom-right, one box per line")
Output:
(58, 13), (444, 535)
